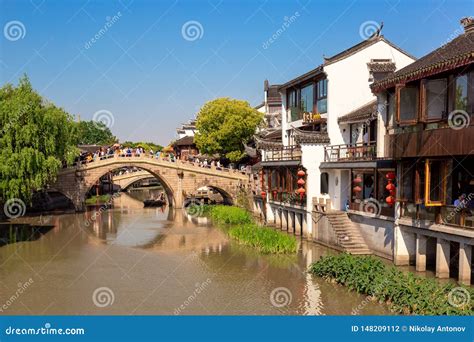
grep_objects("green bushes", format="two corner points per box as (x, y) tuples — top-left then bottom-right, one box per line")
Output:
(209, 205), (252, 225)
(309, 253), (474, 315)
(206, 205), (297, 254)
(228, 224), (298, 254)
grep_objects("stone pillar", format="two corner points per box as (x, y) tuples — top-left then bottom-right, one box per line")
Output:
(288, 211), (295, 234)
(175, 174), (184, 209)
(459, 242), (472, 285)
(416, 234), (428, 272)
(302, 214), (308, 237)
(275, 209), (281, 228)
(436, 238), (450, 279)
(295, 213), (302, 236)
(281, 210), (288, 231)
(394, 226), (416, 266)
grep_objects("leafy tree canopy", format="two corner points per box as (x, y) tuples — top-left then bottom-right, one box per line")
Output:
(194, 98), (263, 162)
(121, 141), (163, 152)
(0, 75), (79, 201)
(77, 120), (116, 145)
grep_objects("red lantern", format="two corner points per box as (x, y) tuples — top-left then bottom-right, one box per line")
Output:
(261, 191), (266, 199)
(353, 186), (362, 193)
(386, 183), (395, 191)
(297, 187), (306, 194)
(297, 178), (305, 186)
(386, 172), (396, 180)
(386, 196), (395, 205)
(297, 170), (306, 177)
(353, 177), (362, 184)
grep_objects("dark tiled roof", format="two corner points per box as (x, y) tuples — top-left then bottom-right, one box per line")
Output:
(267, 85), (281, 99)
(372, 30), (474, 92)
(338, 100), (377, 124)
(293, 128), (330, 144)
(174, 135), (195, 146)
(279, 65), (324, 90)
(367, 61), (396, 72)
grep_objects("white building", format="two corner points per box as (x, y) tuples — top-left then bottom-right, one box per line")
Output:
(176, 119), (197, 139)
(255, 30), (416, 251)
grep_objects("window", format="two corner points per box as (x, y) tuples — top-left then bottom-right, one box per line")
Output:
(454, 74), (468, 112)
(300, 84), (314, 113)
(287, 89), (297, 108)
(425, 159), (448, 206)
(351, 171), (375, 202)
(287, 89), (299, 122)
(317, 79), (328, 113)
(320, 172), (329, 194)
(399, 162), (414, 201)
(387, 91), (395, 128)
(397, 86), (418, 124)
(423, 79), (447, 121)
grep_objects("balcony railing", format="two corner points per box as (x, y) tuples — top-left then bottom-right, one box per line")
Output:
(324, 141), (377, 162)
(264, 146), (302, 162)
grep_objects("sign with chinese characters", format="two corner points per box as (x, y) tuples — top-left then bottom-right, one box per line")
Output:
(303, 112), (321, 124)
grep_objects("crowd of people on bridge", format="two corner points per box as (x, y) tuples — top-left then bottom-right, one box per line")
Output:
(76, 145), (177, 165)
(75, 144), (250, 174)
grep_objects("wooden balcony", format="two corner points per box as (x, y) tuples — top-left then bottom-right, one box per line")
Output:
(385, 124), (474, 158)
(264, 146), (302, 162)
(324, 142), (377, 162)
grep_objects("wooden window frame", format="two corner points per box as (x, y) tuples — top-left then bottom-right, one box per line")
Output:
(299, 82), (315, 114)
(420, 78), (448, 123)
(316, 79), (328, 114)
(399, 161), (414, 202)
(396, 84), (419, 125)
(424, 159), (448, 206)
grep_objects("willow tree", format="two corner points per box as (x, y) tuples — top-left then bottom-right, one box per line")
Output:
(194, 98), (263, 162)
(0, 76), (78, 201)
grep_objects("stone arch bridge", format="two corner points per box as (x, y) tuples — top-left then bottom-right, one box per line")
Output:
(112, 170), (157, 189)
(51, 155), (250, 211)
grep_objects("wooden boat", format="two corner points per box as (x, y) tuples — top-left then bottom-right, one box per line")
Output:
(143, 199), (165, 207)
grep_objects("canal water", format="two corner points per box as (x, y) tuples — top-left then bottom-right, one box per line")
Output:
(0, 192), (389, 315)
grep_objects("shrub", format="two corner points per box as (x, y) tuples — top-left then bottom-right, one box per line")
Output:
(309, 253), (474, 315)
(209, 205), (252, 225)
(228, 224), (297, 254)
(206, 205), (297, 254)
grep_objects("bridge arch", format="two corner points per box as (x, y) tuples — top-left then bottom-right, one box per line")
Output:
(85, 166), (176, 207)
(50, 155), (249, 211)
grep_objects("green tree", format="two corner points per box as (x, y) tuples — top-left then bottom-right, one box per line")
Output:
(0, 76), (79, 201)
(77, 120), (116, 145)
(194, 98), (263, 162)
(121, 141), (163, 152)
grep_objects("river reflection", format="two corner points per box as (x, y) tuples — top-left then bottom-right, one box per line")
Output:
(0, 192), (389, 315)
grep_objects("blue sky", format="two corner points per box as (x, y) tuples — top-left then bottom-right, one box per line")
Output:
(0, 0), (471, 145)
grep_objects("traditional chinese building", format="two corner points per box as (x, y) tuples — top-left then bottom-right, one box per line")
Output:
(371, 17), (474, 284)
(254, 26), (415, 250)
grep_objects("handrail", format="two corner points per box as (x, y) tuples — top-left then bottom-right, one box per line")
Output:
(264, 145), (302, 162)
(67, 153), (249, 176)
(324, 141), (377, 162)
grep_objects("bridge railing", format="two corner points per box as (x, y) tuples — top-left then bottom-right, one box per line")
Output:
(70, 153), (250, 176)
